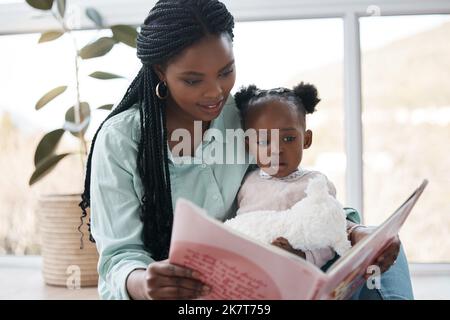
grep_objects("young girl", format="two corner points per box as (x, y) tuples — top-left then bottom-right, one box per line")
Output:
(232, 83), (344, 268)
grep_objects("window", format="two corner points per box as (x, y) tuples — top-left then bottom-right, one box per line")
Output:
(2, 3), (450, 265)
(0, 19), (346, 254)
(234, 18), (347, 203)
(360, 15), (450, 263)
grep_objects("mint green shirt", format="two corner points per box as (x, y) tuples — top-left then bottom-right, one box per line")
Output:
(90, 96), (252, 299)
(90, 96), (360, 300)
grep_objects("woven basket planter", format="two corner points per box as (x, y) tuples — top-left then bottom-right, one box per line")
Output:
(37, 194), (99, 287)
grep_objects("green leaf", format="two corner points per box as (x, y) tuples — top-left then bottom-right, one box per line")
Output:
(97, 104), (114, 111)
(89, 71), (124, 80)
(34, 129), (65, 166)
(29, 153), (71, 186)
(79, 37), (116, 59)
(85, 7), (103, 28)
(38, 31), (64, 43)
(26, 0), (54, 10)
(64, 102), (91, 137)
(111, 25), (138, 48)
(35, 86), (67, 110)
(56, 0), (66, 18)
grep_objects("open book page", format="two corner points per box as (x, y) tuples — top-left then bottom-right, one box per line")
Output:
(169, 198), (326, 300)
(169, 180), (427, 300)
(316, 179), (428, 300)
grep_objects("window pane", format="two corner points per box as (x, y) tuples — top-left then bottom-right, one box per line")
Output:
(1, 19), (345, 255)
(234, 19), (346, 202)
(360, 15), (450, 263)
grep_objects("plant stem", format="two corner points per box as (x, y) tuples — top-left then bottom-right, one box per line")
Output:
(73, 41), (88, 160)
(52, 9), (87, 171)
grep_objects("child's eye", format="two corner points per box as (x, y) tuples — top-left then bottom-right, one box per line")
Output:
(183, 79), (201, 86)
(283, 136), (296, 142)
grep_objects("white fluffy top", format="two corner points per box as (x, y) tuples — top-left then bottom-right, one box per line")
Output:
(225, 173), (351, 257)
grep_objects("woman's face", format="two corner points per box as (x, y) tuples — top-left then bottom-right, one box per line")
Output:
(245, 99), (313, 178)
(156, 33), (236, 123)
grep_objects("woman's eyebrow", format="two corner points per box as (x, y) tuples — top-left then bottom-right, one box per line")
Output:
(179, 60), (235, 76)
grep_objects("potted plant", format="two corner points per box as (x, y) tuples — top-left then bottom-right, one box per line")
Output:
(26, 0), (138, 288)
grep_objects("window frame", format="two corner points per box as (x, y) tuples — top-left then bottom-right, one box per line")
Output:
(1, 0), (450, 266)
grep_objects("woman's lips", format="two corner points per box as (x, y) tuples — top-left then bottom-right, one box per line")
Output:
(197, 99), (224, 113)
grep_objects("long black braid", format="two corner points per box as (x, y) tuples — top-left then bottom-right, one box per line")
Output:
(78, 0), (235, 261)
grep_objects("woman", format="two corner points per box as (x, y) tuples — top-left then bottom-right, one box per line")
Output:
(79, 0), (413, 300)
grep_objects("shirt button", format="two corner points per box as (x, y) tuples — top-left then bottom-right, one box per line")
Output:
(213, 195), (219, 200)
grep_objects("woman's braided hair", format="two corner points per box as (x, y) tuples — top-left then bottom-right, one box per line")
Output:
(78, 0), (234, 261)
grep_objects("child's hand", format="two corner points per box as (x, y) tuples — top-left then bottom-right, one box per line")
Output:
(140, 259), (211, 300)
(271, 237), (306, 259)
(351, 226), (401, 275)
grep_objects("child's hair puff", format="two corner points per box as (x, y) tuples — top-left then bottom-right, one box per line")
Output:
(292, 82), (320, 114)
(234, 82), (321, 120)
(234, 84), (259, 113)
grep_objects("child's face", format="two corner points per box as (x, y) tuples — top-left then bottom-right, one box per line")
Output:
(245, 99), (312, 178)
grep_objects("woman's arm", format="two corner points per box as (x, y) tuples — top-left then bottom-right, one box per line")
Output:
(91, 119), (208, 299)
(126, 261), (210, 300)
(90, 121), (155, 299)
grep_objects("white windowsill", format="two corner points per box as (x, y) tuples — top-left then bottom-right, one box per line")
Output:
(1, 255), (449, 300)
(0, 255), (98, 300)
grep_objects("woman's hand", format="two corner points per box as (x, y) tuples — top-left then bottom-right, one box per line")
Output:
(271, 237), (306, 259)
(350, 226), (401, 274)
(127, 259), (211, 300)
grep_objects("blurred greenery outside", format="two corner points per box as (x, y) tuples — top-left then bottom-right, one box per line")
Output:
(0, 17), (449, 263)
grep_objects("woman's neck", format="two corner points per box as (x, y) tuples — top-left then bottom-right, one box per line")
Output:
(165, 99), (210, 156)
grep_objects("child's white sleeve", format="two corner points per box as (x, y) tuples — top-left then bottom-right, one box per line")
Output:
(323, 174), (337, 198)
(304, 247), (336, 268)
(236, 183), (245, 215)
(308, 171), (337, 198)
(236, 173), (253, 215)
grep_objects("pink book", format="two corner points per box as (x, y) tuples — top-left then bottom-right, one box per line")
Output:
(169, 180), (428, 300)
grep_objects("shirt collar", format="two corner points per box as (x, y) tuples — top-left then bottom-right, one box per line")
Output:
(203, 111), (229, 144)
(259, 167), (307, 181)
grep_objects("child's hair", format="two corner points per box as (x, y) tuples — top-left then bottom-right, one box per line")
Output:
(78, 0), (234, 261)
(234, 82), (321, 127)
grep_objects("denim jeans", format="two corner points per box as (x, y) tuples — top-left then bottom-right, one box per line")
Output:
(350, 244), (414, 300)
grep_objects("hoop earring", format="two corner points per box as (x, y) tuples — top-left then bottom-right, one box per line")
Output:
(156, 81), (168, 100)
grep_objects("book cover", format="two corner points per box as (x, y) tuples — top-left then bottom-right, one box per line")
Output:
(169, 180), (428, 300)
